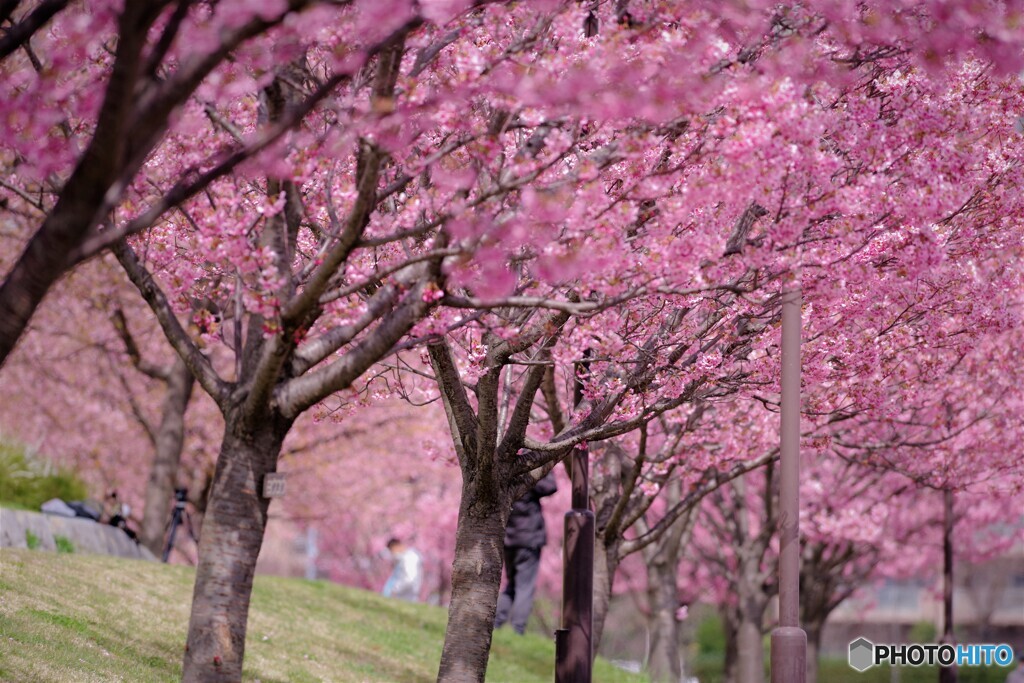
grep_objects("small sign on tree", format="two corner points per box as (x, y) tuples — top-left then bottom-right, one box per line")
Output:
(263, 473), (287, 498)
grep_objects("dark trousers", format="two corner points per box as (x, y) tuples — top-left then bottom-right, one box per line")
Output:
(494, 545), (542, 634)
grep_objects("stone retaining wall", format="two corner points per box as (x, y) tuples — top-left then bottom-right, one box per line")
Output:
(0, 507), (155, 561)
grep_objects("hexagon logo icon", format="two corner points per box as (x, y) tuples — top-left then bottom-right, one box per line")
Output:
(848, 637), (874, 672)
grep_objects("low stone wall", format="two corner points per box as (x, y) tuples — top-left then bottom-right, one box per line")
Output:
(0, 507), (155, 561)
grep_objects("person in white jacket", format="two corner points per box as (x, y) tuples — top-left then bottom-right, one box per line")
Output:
(382, 537), (423, 602)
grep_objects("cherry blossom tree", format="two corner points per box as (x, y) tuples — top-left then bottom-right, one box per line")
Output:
(682, 317), (1024, 683)
(4, 2), (1024, 683)
(591, 401), (783, 683)
(0, 0), (373, 365)
(0, 256), (222, 548)
(0, 253), (224, 540)
(280, 400), (463, 601)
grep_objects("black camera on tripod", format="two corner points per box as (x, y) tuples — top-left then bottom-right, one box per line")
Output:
(163, 487), (196, 562)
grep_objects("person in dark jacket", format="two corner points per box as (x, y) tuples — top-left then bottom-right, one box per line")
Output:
(494, 471), (557, 634)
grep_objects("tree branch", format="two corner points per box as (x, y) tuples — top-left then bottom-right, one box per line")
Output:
(281, 34), (408, 326)
(620, 449), (779, 556)
(274, 272), (439, 418)
(113, 240), (229, 407)
(427, 337), (480, 465)
(110, 307), (171, 381)
(291, 283), (400, 375)
(0, 0), (71, 61)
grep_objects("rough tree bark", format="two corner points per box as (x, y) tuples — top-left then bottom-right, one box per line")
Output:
(181, 409), (292, 683)
(436, 493), (510, 682)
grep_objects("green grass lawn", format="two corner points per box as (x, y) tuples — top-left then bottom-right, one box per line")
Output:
(0, 548), (645, 682)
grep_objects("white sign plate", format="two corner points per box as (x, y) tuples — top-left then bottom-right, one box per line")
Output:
(263, 473), (287, 498)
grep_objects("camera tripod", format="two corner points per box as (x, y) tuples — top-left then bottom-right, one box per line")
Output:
(162, 487), (198, 563)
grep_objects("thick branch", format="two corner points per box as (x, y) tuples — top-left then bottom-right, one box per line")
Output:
(723, 202), (768, 256)
(291, 284), (400, 375)
(602, 421), (648, 542)
(113, 240), (229, 407)
(496, 356), (548, 460)
(0, 2), (163, 367)
(110, 307), (171, 381)
(0, 0), (71, 61)
(427, 337), (480, 465)
(540, 365), (566, 434)
(275, 274), (438, 418)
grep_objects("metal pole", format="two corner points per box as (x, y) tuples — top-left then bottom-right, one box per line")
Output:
(556, 444), (594, 683)
(305, 526), (318, 581)
(770, 288), (807, 683)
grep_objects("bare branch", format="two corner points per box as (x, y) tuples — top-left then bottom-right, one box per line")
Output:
(540, 365), (565, 435)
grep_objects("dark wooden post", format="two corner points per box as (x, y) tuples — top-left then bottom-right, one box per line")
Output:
(557, 353), (594, 683)
(556, 444), (594, 683)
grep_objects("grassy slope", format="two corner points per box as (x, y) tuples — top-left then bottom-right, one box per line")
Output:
(0, 548), (645, 683)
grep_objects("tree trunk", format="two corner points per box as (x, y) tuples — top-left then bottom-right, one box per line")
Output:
(736, 610), (765, 683)
(805, 623), (822, 683)
(436, 495), (508, 683)
(723, 609), (739, 683)
(645, 560), (682, 683)
(939, 488), (957, 683)
(140, 357), (195, 555)
(591, 535), (620, 654)
(0, 4), (160, 368)
(181, 411), (290, 682)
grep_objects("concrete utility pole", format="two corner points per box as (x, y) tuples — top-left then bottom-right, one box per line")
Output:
(770, 288), (807, 683)
(305, 526), (318, 581)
